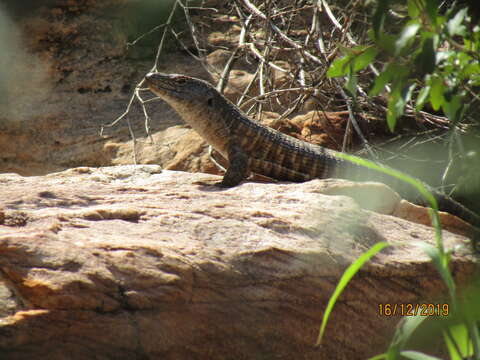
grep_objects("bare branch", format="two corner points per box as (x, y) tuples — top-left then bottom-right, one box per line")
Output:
(239, 0), (323, 64)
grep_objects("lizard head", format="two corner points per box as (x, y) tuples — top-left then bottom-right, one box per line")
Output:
(144, 72), (234, 153)
(144, 72), (215, 103)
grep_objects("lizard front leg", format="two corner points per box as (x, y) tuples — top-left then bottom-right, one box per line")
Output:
(219, 143), (250, 187)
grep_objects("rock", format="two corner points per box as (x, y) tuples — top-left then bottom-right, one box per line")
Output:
(0, 166), (475, 359)
(290, 110), (350, 149)
(0, 1), (211, 176)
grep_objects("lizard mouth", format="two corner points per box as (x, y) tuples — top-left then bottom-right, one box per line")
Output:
(144, 72), (179, 94)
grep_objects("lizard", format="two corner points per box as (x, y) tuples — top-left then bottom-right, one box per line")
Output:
(144, 72), (480, 232)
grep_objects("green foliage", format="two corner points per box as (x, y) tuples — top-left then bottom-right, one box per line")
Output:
(444, 323), (474, 359)
(328, 0), (480, 131)
(315, 241), (389, 346)
(327, 45), (379, 77)
(315, 154), (480, 358)
(322, 2), (480, 354)
(387, 316), (430, 358)
(399, 350), (443, 360)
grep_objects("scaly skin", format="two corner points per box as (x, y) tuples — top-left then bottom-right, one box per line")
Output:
(144, 72), (480, 231)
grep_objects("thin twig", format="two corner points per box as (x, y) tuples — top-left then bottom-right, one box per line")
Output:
(127, 23), (167, 48)
(241, 87), (308, 108)
(240, 0), (323, 64)
(103, 0), (180, 137)
(320, 0), (356, 45)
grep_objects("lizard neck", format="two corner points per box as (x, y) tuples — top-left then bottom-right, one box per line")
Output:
(165, 97), (231, 157)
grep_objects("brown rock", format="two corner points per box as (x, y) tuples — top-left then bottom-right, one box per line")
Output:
(0, 1), (210, 176)
(290, 110), (350, 150)
(393, 199), (474, 238)
(319, 179), (401, 215)
(0, 166), (475, 359)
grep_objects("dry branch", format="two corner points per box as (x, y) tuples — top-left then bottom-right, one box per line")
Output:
(107, 0), (455, 167)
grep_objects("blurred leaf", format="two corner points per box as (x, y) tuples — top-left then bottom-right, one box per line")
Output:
(415, 36), (436, 75)
(395, 21), (421, 55)
(372, 0), (391, 39)
(345, 71), (358, 100)
(387, 91), (400, 132)
(426, 0), (439, 26)
(377, 33), (398, 55)
(463, 62), (480, 78)
(430, 76), (445, 110)
(327, 55), (353, 77)
(435, 49), (454, 64)
(371, 63), (410, 96)
(336, 42), (356, 55)
(444, 324), (473, 359)
(369, 355), (387, 360)
(388, 316), (428, 356)
(407, 0), (424, 18)
(387, 82), (415, 132)
(442, 95), (462, 123)
(447, 8), (468, 36)
(328, 45), (377, 79)
(415, 85), (431, 110)
(397, 83), (416, 112)
(418, 242), (456, 302)
(353, 46), (378, 72)
(400, 351), (443, 360)
(315, 242), (389, 346)
(370, 63), (394, 96)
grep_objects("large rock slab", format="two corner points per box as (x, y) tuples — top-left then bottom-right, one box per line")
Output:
(0, 166), (475, 359)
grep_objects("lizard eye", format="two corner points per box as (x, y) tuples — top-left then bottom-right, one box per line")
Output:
(207, 97), (214, 107)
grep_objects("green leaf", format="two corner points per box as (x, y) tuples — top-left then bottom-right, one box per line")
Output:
(327, 55), (353, 78)
(415, 85), (431, 111)
(426, 0), (439, 25)
(415, 36), (436, 75)
(328, 45), (376, 88)
(387, 82), (415, 132)
(353, 46), (378, 72)
(336, 42), (356, 55)
(370, 64), (394, 96)
(400, 83), (416, 110)
(372, 0), (391, 39)
(395, 21), (421, 55)
(345, 71), (358, 100)
(463, 62), (480, 79)
(387, 92), (400, 132)
(418, 242), (456, 302)
(442, 95), (463, 123)
(400, 351), (443, 360)
(444, 324), (474, 359)
(371, 63), (410, 97)
(376, 33), (399, 55)
(447, 8), (468, 36)
(429, 77), (445, 110)
(407, 0), (424, 18)
(368, 355), (388, 360)
(388, 316), (428, 356)
(315, 242), (389, 346)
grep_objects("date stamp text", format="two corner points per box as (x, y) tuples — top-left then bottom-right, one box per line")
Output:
(378, 303), (449, 317)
